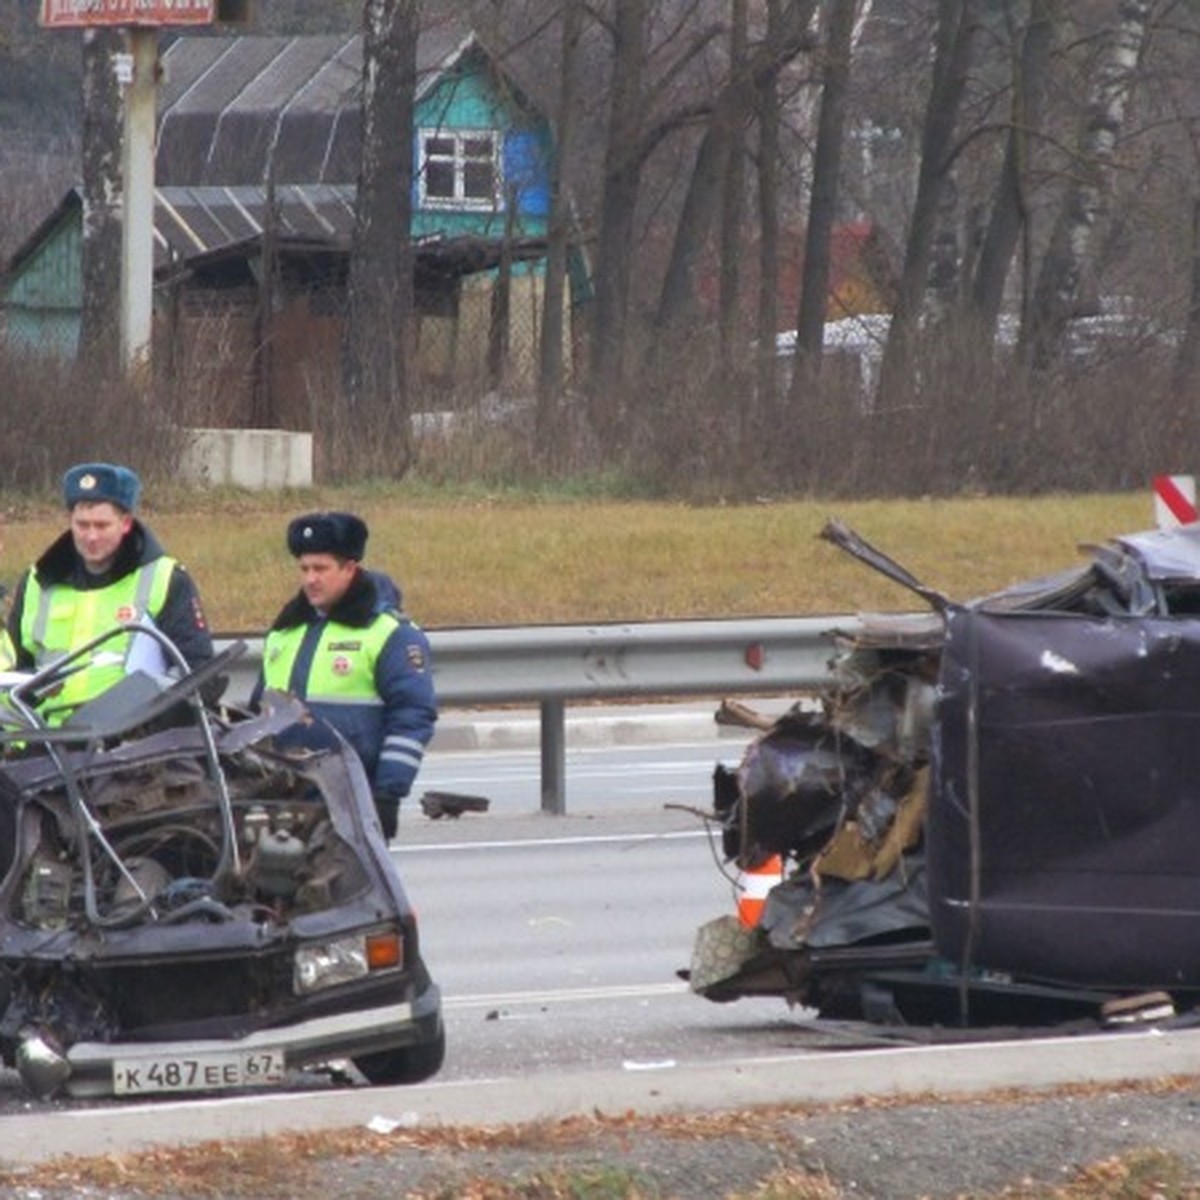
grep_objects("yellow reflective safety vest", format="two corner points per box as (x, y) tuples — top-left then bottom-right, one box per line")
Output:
(263, 610), (401, 704)
(261, 608), (430, 795)
(20, 557), (176, 720)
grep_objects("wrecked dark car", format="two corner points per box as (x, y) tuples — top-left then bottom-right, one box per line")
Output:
(688, 518), (1200, 1029)
(0, 625), (444, 1099)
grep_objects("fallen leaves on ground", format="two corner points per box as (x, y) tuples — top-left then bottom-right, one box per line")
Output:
(2, 1077), (1199, 1199)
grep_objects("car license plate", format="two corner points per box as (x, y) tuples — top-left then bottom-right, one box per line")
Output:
(113, 1048), (286, 1095)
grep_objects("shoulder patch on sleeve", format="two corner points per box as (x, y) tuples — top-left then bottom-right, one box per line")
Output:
(191, 595), (209, 630)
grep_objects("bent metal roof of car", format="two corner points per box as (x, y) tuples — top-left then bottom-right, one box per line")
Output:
(1111, 523), (1200, 582)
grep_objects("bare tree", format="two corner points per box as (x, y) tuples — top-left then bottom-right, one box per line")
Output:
(790, 0), (859, 378)
(536, 0), (582, 458)
(651, 1), (817, 347)
(344, 0), (418, 478)
(968, 0), (1059, 334)
(587, 0), (650, 442)
(78, 27), (123, 376)
(753, 0), (784, 421)
(876, 0), (983, 406)
(1172, 197), (1200, 398)
(648, 55), (739, 347)
(1022, 0), (1153, 369)
(717, 0), (748, 380)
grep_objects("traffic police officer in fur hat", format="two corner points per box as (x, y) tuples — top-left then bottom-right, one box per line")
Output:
(253, 511), (437, 840)
(6, 462), (214, 722)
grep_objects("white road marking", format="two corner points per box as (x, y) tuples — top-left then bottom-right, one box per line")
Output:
(444, 982), (689, 1009)
(395, 829), (713, 853)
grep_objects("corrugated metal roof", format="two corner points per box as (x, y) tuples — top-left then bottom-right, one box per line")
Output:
(156, 19), (475, 187)
(154, 184), (355, 266)
(151, 183), (547, 281)
(6, 182), (543, 283)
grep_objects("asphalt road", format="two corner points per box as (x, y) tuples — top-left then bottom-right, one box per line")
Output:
(397, 803), (784, 1082)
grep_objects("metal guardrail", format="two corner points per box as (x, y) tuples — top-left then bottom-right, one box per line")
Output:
(216, 616), (863, 814)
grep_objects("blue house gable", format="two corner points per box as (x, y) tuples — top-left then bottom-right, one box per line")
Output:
(412, 40), (552, 242)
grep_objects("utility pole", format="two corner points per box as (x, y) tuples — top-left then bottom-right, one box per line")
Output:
(119, 27), (158, 375)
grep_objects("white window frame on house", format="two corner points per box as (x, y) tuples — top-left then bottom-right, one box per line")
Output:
(418, 128), (502, 211)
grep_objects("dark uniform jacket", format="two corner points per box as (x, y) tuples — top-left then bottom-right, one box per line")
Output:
(253, 569), (437, 811)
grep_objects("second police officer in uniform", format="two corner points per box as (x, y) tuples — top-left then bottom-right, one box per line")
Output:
(254, 511), (437, 840)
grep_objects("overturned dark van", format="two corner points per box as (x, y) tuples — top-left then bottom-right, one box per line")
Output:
(687, 519), (1200, 1029)
(0, 626), (444, 1099)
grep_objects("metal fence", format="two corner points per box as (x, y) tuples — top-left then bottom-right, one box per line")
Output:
(217, 615), (862, 813)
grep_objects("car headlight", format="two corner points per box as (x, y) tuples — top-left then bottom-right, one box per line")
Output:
(294, 929), (403, 995)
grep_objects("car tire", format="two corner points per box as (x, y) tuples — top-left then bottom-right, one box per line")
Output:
(354, 1023), (446, 1085)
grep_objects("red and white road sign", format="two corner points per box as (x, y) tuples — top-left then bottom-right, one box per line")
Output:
(40, 0), (216, 27)
(1153, 474), (1198, 528)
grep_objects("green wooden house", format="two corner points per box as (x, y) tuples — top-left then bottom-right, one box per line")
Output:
(3, 190), (84, 357)
(2, 18), (580, 413)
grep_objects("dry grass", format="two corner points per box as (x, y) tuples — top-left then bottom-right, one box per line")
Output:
(3, 1081), (1197, 1198)
(0, 488), (1156, 633)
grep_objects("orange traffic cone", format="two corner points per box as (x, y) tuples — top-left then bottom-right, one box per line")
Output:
(736, 854), (784, 928)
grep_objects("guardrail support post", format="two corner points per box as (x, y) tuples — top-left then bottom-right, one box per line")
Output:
(540, 699), (566, 815)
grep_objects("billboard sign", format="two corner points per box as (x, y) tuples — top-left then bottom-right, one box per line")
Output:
(40, 0), (216, 26)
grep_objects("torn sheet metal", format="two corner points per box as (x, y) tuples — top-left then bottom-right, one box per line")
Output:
(688, 519), (1200, 1026)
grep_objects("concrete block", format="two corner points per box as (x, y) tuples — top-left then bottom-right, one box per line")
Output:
(180, 428), (313, 490)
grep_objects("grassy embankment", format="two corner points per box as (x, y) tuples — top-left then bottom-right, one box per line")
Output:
(0, 487), (1154, 632)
